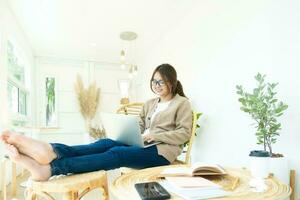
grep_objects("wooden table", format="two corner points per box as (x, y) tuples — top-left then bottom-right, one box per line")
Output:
(111, 165), (291, 200)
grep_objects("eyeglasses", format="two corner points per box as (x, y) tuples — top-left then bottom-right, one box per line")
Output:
(151, 79), (166, 87)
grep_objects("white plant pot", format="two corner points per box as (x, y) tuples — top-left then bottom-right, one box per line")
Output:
(249, 150), (271, 179)
(249, 156), (270, 179)
(248, 150), (271, 192)
(269, 156), (289, 185)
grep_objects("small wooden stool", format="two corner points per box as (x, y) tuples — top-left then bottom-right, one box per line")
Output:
(25, 170), (109, 200)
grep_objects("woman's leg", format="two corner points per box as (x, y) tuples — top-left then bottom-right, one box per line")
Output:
(1, 130), (126, 164)
(51, 138), (126, 159)
(50, 145), (170, 176)
(5, 144), (169, 180)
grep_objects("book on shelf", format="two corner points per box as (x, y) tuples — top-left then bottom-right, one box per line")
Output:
(158, 162), (226, 177)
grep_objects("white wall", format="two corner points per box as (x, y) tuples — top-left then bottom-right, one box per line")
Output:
(35, 57), (136, 135)
(137, 0), (300, 198)
(0, 0), (35, 128)
(0, 0), (35, 146)
(0, 0), (35, 190)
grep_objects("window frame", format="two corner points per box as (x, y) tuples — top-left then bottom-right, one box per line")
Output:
(6, 39), (30, 123)
(44, 76), (58, 127)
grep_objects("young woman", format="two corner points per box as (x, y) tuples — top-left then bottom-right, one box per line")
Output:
(1, 63), (192, 181)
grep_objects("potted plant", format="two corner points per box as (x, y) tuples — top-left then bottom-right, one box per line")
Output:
(236, 73), (288, 182)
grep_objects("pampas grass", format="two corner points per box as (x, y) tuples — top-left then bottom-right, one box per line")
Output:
(74, 75), (104, 139)
(74, 75), (100, 121)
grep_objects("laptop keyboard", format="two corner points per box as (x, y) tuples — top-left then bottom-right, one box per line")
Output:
(144, 141), (155, 146)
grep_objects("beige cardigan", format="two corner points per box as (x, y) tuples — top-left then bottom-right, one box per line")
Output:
(139, 94), (193, 163)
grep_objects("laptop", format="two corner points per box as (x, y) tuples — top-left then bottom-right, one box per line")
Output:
(100, 113), (161, 148)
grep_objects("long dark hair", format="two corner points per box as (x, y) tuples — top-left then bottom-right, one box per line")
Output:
(150, 63), (187, 97)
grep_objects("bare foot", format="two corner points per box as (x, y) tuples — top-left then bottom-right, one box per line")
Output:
(0, 130), (9, 143)
(4, 143), (21, 162)
(4, 143), (51, 181)
(2, 130), (57, 165)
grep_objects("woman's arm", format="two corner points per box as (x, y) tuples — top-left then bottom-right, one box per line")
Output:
(150, 100), (192, 145)
(138, 105), (146, 134)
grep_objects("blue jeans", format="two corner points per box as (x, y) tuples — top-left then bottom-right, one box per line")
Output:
(50, 138), (170, 176)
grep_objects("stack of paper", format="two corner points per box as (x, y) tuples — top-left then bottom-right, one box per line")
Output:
(165, 177), (220, 188)
(160, 177), (230, 200)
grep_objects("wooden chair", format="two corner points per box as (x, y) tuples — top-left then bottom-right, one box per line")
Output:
(173, 111), (198, 165)
(25, 170), (109, 200)
(289, 169), (295, 200)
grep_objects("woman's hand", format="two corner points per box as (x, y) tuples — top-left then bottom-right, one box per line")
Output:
(0, 130), (10, 143)
(142, 134), (155, 143)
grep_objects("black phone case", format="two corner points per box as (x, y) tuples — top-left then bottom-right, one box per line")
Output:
(134, 182), (171, 200)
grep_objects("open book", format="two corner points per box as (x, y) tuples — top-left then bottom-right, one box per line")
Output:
(159, 162), (226, 177)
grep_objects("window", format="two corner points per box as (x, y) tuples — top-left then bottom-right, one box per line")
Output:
(118, 79), (130, 98)
(45, 77), (57, 126)
(6, 40), (29, 119)
(7, 82), (19, 113)
(7, 41), (25, 83)
(19, 89), (27, 115)
(7, 79), (28, 116)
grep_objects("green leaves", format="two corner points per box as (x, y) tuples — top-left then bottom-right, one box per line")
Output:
(182, 111), (202, 148)
(236, 73), (288, 155)
(195, 112), (202, 135)
(196, 112), (202, 120)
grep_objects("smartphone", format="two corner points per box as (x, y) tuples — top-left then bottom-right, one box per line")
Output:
(134, 181), (171, 200)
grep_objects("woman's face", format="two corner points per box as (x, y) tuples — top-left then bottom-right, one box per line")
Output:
(151, 72), (171, 97)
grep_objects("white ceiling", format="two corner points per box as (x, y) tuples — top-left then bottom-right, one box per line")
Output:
(8, 0), (197, 63)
